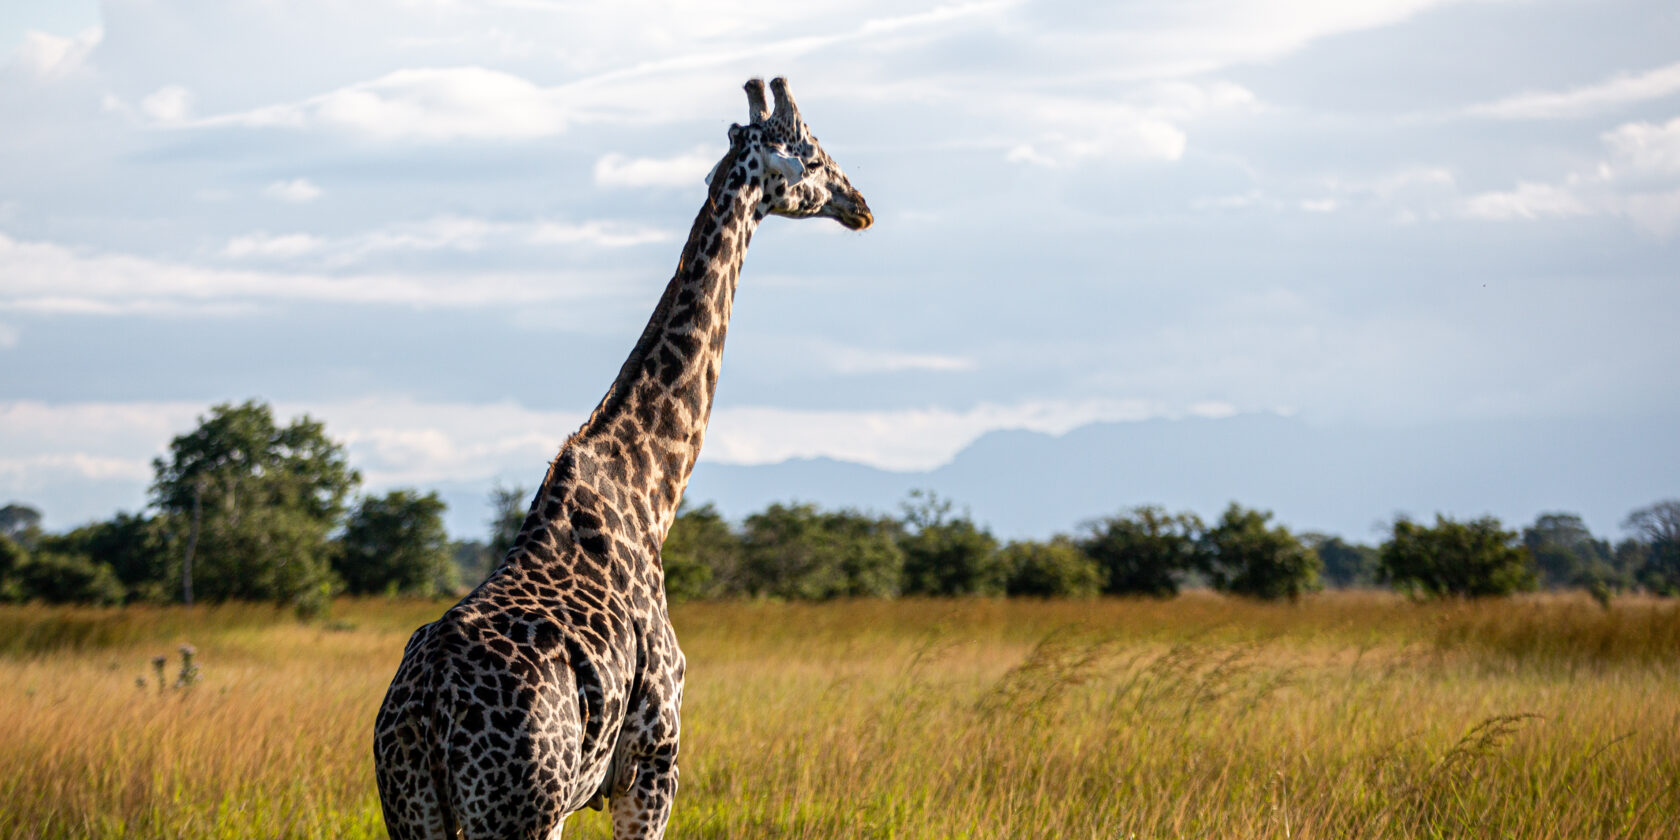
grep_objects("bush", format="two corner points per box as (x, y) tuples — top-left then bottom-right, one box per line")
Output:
(11, 551), (126, 605)
(899, 493), (1003, 596)
(1080, 506), (1202, 597)
(1304, 534), (1379, 588)
(334, 490), (454, 597)
(1624, 500), (1680, 595)
(1002, 538), (1102, 598)
(1200, 504), (1321, 601)
(1379, 515), (1535, 598)
(662, 503), (742, 602)
(742, 503), (903, 599)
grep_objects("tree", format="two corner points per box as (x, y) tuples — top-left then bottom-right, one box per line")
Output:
(335, 490), (455, 597)
(9, 550), (126, 605)
(36, 512), (173, 602)
(741, 503), (903, 600)
(0, 503), (42, 548)
(150, 400), (359, 614)
(661, 503), (742, 601)
(1302, 534), (1378, 588)
(1002, 537), (1102, 598)
(1200, 504), (1322, 601)
(1378, 515), (1535, 598)
(451, 540), (495, 590)
(487, 483), (532, 568)
(1624, 500), (1680, 595)
(0, 535), (27, 602)
(898, 491), (1004, 596)
(1079, 506), (1202, 597)
(1521, 512), (1617, 590)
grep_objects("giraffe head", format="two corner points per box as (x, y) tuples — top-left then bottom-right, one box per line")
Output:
(710, 77), (872, 231)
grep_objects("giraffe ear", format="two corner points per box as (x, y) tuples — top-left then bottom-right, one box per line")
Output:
(766, 150), (805, 184)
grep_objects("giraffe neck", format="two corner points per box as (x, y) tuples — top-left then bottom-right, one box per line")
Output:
(554, 148), (764, 545)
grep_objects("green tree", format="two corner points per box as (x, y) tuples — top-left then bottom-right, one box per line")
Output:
(661, 503), (742, 602)
(335, 490), (454, 597)
(1624, 500), (1680, 595)
(1522, 512), (1618, 590)
(898, 491), (1003, 596)
(1080, 506), (1202, 597)
(36, 512), (173, 602)
(0, 535), (27, 602)
(1302, 534), (1379, 588)
(742, 503), (903, 600)
(1378, 515), (1535, 598)
(1200, 504), (1321, 601)
(0, 503), (42, 548)
(487, 483), (531, 568)
(451, 540), (495, 590)
(10, 550), (126, 605)
(151, 400), (358, 614)
(1002, 537), (1102, 598)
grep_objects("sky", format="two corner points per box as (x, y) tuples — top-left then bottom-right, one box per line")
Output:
(2, 0), (1677, 540)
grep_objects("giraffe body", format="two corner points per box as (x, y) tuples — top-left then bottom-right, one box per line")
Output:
(374, 77), (871, 840)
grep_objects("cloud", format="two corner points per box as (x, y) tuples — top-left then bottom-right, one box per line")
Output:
(815, 342), (978, 375)
(10, 27), (101, 78)
(262, 178), (323, 203)
(1466, 61), (1680, 120)
(594, 146), (723, 189)
(1460, 182), (1592, 221)
(0, 321), (17, 348)
(1601, 117), (1680, 178)
(221, 233), (325, 259)
(0, 396), (1247, 505)
(704, 399), (1226, 470)
(0, 232), (619, 313)
(1000, 80), (1260, 167)
(189, 67), (573, 142)
(218, 215), (671, 267)
(1459, 118), (1680, 235)
(139, 85), (193, 123)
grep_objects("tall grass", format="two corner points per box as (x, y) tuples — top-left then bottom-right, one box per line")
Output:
(2, 593), (1676, 839)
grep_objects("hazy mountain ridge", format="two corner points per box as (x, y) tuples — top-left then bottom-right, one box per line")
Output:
(682, 413), (1679, 541)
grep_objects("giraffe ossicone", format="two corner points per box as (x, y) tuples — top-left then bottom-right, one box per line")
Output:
(373, 76), (871, 840)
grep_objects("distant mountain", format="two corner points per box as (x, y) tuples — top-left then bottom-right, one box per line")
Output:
(682, 413), (1679, 542)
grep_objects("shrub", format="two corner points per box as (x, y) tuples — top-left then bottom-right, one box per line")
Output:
(1002, 538), (1102, 598)
(1080, 506), (1202, 597)
(1200, 504), (1322, 601)
(1379, 515), (1535, 598)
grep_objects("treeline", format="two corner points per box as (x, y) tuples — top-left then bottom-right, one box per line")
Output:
(2, 400), (1678, 611)
(655, 496), (1680, 604)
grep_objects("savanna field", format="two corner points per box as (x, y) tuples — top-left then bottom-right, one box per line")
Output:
(2, 594), (1677, 840)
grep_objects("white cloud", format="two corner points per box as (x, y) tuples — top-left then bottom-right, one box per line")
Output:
(0, 396), (1255, 502)
(595, 146), (723, 189)
(1460, 182), (1592, 221)
(1466, 61), (1680, 120)
(0, 232), (617, 313)
(191, 67), (573, 141)
(262, 178), (323, 203)
(11, 27), (101, 78)
(218, 215), (671, 266)
(140, 85), (193, 123)
(222, 232), (325, 259)
(0, 321), (17, 348)
(816, 343), (977, 375)
(704, 399), (1221, 470)
(1601, 117), (1680, 178)
(1460, 118), (1680, 235)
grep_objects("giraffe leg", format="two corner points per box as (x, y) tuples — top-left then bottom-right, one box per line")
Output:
(610, 753), (679, 839)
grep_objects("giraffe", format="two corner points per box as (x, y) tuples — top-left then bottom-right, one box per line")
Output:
(373, 77), (872, 840)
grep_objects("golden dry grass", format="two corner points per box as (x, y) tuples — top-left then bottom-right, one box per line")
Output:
(2, 592), (1677, 839)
